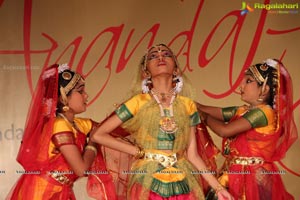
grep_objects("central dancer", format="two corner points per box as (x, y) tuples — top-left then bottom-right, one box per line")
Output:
(92, 44), (233, 200)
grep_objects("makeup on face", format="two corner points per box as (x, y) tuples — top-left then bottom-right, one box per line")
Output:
(146, 49), (173, 61)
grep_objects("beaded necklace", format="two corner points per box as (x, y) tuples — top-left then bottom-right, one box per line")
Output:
(151, 89), (178, 134)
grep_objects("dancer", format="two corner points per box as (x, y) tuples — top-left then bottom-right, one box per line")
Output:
(198, 59), (298, 199)
(7, 64), (116, 200)
(92, 44), (233, 199)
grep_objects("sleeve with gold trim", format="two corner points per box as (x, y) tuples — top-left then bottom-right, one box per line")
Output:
(115, 94), (150, 122)
(51, 118), (76, 148)
(242, 107), (272, 128)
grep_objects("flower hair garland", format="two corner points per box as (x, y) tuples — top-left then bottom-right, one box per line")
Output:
(58, 63), (69, 73)
(264, 59), (278, 69)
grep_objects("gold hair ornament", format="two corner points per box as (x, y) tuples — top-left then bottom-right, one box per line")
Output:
(62, 71), (72, 80)
(59, 73), (82, 109)
(248, 65), (265, 84)
(60, 86), (68, 106)
(62, 73), (82, 95)
(261, 76), (268, 93)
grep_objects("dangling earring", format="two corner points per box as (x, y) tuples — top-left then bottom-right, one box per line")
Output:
(62, 105), (69, 112)
(142, 75), (152, 93)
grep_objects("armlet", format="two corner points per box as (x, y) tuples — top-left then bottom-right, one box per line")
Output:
(190, 111), (201, 126)
(115, 104), (133, 122)
(242, 109), (268, 128)
(52, 132), (76, 148)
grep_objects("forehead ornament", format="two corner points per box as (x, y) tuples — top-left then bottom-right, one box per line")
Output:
(157, 45), (162, 52)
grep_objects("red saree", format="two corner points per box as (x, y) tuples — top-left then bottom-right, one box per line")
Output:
(221, 122), (294, 200)
(219, 61), (298, 200)
(6, 64), (116, 200)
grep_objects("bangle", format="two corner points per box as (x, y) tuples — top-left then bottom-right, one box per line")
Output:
(214, 184), (225, 194)
(134, 146), (145, 159)
(85, 145), (97, 156)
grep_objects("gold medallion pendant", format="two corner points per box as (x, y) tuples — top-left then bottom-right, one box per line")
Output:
(160, 116), (178, 134)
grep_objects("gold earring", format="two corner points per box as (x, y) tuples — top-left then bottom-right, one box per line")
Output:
(257, 96), (263, 102)
(63, 105), (69, 112)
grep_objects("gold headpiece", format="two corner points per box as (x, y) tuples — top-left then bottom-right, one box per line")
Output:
(247, 59), (278, 86)
(61, 72), (82, 95)
(59, 72), (82, 105)
(248, 64), (266, 84)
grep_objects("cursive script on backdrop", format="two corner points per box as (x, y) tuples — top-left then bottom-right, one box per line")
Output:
(0, 0), (299, 108)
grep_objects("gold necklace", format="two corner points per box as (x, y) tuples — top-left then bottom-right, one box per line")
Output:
(151, 90), (178, 134)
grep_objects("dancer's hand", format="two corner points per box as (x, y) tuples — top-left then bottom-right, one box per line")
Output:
(217, 189), (234, 200)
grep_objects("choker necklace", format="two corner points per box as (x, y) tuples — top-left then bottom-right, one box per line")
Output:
(151, 88), (175, 103)
(151, 89), (178, 134)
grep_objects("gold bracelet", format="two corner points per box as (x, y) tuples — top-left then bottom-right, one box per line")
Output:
(85, 145), (97, 156)
(134, 146), (145, 159)
(214, 184), (225, 194)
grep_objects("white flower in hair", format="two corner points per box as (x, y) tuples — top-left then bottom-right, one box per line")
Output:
(264, 59), (278, 69)
(58, 63), (69, 73)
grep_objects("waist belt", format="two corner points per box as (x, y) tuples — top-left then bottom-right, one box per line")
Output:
(231, 156), (264, 165)
(50, 171), (73, 186)
(144, 152), (179, 168)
